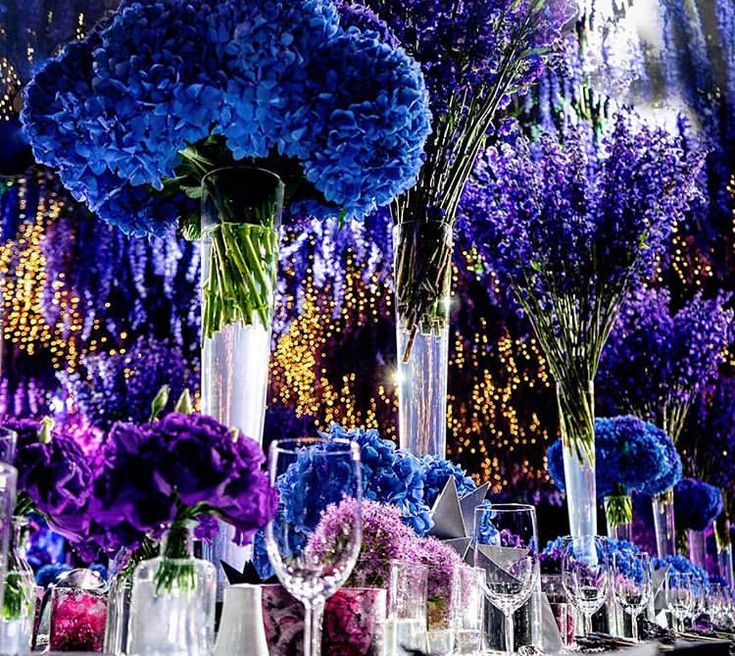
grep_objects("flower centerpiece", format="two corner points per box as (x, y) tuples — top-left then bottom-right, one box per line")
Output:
(0, 416), (94, 654)
(674, 478), (723, 570)
(344, 0), (577, 456)
(600, 287), (734, 556)
(461, 113), (703, 537)
(20, 0), (431, 444)
(252, 423), (477, 578)
(547, 416), (682, 541)
(21, 0), (432, 582)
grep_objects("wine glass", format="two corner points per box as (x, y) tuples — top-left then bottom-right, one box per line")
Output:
(265, 438), (362, 656)
(473, 504), (539, 656)
(560, 535), (609, 638)
(612, 551), (653, 642)
(666, 572), (694, 632)
(708, 582), (728, 627)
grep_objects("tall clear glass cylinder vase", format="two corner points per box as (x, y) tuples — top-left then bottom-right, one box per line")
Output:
(652, 489), (676, 558)
(199, 167), (284, 597)
(604, 494), (633, 542)
(556, 381), (597, 537)
(715, 516), (734, 586)
(688, 529), (707, 571)
(393, 221), (452, 456)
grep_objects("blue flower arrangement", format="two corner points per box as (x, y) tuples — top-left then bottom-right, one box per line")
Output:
(547, 416), (682, 497)
(540, 536), (641, 576)
(253, 423), (477, 578)
(653, 554), (708, 588)
(21, 0), (431, 235)
(674, 478), (723, 531)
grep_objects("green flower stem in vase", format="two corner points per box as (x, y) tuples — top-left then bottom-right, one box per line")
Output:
(200, 167), (284, 601)
(604, 488), (633, 542)
(128, 522), (216, 656)
(557, 380), (598, 538)
(0, 518), (36, 655)
(393, 220), (453, 456)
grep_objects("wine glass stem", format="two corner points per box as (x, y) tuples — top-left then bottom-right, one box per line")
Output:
(304, 599), (325, 656)
(631, 612), (639, 642)
(504, 611), (514, 655)
(584, 612), (593, 636)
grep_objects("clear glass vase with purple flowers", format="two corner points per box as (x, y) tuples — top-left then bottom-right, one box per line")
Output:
(128, 521), (216, 656)
(0, 517), (36, 655)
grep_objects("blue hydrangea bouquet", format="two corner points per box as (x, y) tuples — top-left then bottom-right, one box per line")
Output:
(20, 0), (432, 338)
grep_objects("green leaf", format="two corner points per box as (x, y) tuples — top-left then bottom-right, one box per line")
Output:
(149, 385), (171, 422)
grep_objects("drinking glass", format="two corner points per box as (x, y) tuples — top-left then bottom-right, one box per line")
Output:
(473, 504), (539, 656)
(387, 560), (428, 656)
(456, 567), (485, 655)
(612, 551), (653, 642)
(708, 582), (729, 627)
(560, 535), (609, 638)
(666, 572), (694, 632)
(0, 427), (17, 464)
(426, 562), (459, 656)
(0, 464), (17, 612)
(265, 438), (362, 656)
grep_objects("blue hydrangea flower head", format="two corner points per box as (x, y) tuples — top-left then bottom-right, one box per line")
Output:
(674, 478), (723, 531)
(547, 415), (682, 497)
(21, 0), (431, 236)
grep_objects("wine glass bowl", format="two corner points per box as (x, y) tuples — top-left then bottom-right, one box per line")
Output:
(560, 535), (609, 637)
(265, 438), (362, 656)
(612, 551), (653, 642)
(666, 572), (695, 632)
(474, 504), (539, 656)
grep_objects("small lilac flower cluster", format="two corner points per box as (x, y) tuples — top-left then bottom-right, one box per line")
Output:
(59, 336), (197, 430)
(21, 0), (431, 235)
(307, 498), (467, 602)
(546, 416), (682, 497)
(600, 287), (734, 440)
(674, 478), (723, 532)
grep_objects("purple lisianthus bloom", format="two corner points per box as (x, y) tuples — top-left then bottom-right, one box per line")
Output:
(15, 421), (93, 542)
(147, 413), (243, 506)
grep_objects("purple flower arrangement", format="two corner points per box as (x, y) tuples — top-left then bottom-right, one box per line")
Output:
(461, 112), (704, 459)
(3, 408), (277, 564)
(600, 287), (734, 442)
(361, 0), (576, 342)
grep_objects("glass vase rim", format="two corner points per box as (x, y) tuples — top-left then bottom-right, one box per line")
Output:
(0, 425), (17, 437)
(200, 165), (285, 189)
(476, 502), (537, 514)
(0, 461), (17, 480)
(269, 436), (361, 458)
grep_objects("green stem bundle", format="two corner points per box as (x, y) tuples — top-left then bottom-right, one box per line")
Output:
(201, 222), (279, 339)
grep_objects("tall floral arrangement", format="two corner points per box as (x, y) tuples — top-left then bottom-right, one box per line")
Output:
(547, 416), (682, 532)
(353, 0), (576, 347)
(20, 0), (431, 340)
(674, 478), (723, 533)
(340, 0), (576, 456)
(600, 287), (734, 443)
(462, 112), (702, 535)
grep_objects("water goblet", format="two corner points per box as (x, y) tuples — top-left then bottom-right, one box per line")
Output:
(666, 572), (694, 633)
(265, 438), (362, 656)
(560, 535), (609, 638)
(473, 504), (539, 656)
(612, 551), (653, 642)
